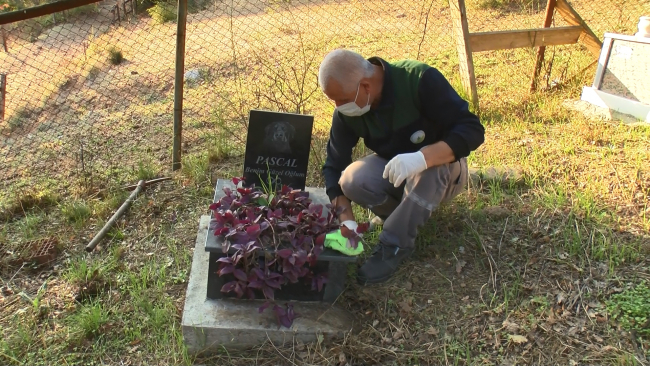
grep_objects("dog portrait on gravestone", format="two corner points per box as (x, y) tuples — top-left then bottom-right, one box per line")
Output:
(262, 121), (295, 154)
(243, 110), (314, 190)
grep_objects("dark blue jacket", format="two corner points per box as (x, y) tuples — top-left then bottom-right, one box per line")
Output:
(322, 57), (485, 201)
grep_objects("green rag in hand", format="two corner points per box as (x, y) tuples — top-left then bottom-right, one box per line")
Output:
(324, 229), (364, 256)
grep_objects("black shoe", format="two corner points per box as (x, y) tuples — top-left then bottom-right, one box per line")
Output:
(357, 242), (414, 285)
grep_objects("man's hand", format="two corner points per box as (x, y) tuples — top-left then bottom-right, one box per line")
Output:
(324, 220), (364, 256)
(332, 195), (355, 223)
(382, 151), (428, 187)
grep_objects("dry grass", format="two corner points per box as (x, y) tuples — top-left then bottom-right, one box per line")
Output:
(1, 0), (650, 365)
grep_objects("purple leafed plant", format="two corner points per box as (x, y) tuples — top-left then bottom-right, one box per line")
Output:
(209, 177), (369, 328)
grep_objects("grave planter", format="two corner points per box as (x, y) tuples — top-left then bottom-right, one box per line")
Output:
(205, 179), (357, 304)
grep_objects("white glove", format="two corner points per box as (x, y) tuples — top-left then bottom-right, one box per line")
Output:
(382, 151), (428, 188)
(341, 220), (361, 237)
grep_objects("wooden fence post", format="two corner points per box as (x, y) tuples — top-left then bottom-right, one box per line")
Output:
(555, 0), (602, 56)
(0, 74), (6, 122)
(172, 0), (188, 171)
(450, 0), (479, 110)
(530, 0), (556, 91)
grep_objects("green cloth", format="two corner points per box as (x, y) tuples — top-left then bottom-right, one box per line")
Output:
(324, 229), (364, 256)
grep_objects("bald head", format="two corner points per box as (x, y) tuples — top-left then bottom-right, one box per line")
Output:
(318, 49), (376, 94)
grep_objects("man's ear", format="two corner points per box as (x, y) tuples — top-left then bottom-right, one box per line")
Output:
(359, 80), (371, 96)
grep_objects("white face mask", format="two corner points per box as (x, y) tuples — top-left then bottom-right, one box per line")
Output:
(336, 83), (370, 117)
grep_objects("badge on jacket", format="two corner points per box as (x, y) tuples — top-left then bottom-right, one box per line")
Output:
(410, 130), (425, 144)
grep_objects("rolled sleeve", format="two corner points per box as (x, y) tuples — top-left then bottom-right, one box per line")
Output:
(322, 111), (359, 201)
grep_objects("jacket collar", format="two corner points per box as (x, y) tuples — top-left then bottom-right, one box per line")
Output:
(368, 56), (395, 108)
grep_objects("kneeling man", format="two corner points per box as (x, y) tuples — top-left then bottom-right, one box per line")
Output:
(319, 49), (485, 285)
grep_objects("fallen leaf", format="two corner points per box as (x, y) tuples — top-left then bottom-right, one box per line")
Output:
(508, 334), (528, 344)
(338, 352), (346, 365)
(128, 345), (139, 353)
(393, 330), (404, 340)
(298, 351), (310, 360)
(587, 301), (602, 308)
(502, 320), (520, 332)
(426, 326), (439, 336)
(593, 335), (604, 343)
(456, 260), (467, 274)
(404, 281), (412, 290)
(484, 206), (510, 218)
(399, 300), (412, 313)
(296, 341), (306, 351)
(372, 320), (379, 327)
(129, 339), (141, 346)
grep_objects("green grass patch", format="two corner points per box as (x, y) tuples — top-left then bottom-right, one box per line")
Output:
(107, 46), (124, 65)
(136, 161), (159, 181)
(0, 184), (61, 221)
(61, 200), (92, 225)
(147, 2), (176, 24)
(181, 152), (210, 184)
(69, 301), (110, 339)
(606, 281), (650, 338)
(17, 213), (44, 240)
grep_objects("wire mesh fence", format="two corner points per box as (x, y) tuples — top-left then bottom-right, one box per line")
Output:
(0, 0), (178, 216)
(466, 0), (649, 108)
(0, 0), (648, 216)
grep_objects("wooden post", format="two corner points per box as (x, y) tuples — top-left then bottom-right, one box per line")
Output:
(450, 0), (478, 109)
(555, 0), (602, 56)
(530, 0), (556, 92)
(172, 0), (188, 171)
(0, 74), (6, 122)
(116, 3), (120, 23)
(1, 26), (7, 52)
(122, 0), (127, 20)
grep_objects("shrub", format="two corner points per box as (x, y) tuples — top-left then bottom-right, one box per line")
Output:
(107, 46), (124, 65)
(209, 177), (369, 327)
(147, 2), (176, 24)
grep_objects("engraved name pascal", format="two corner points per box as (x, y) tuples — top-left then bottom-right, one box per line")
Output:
(255, 156), (299, 167)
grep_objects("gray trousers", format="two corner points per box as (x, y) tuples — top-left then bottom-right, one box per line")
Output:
(339, 154), (468, 249)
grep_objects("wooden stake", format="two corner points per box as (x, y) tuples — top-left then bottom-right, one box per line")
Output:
(85, 180), (145, 252)
(555, 0), (602, 57)
(1, 25), (7, 52)
(0, 74), (6, 122)
(450, 0), (478, 109)
(530, 0), (557, 92)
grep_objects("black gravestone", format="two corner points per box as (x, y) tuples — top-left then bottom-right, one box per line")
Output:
(243, 110), (314, 191)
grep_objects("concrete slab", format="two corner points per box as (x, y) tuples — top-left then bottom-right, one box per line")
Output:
(181, 215), (356, 355)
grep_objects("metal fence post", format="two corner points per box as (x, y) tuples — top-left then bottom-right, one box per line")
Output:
(172, 0), (187, 171)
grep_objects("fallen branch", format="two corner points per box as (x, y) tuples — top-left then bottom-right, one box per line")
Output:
(123, 177), (171, 191)
(85, 180), (146, 252)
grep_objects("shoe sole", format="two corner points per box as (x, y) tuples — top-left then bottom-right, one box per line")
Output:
(356, 250), (415, 286)
(357, 273), (393, 285)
